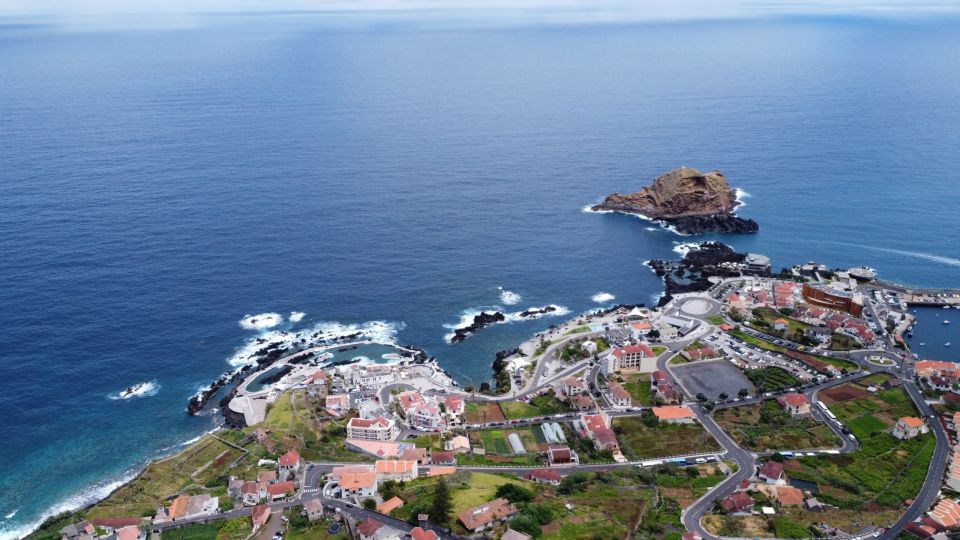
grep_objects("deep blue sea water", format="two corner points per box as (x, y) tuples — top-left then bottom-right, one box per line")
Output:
(2, 12), (960, 537)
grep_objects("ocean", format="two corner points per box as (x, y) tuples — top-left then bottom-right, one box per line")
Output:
(2, 11), (960, 538)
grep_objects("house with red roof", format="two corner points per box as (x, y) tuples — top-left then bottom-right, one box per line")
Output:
(893, 417), (928, 440)
(680, 347), (719, 362)
(527, 469), (562, 485)
(720, 492), (755, 513)
(266, 481), (296, 502)
(410, 527), (438, 540)
(607, 381), (632, 409)
(278, 450), (302, 480)
(776, 393), (811, 416)
(547, 445), (578, 465)
(758, 461), (786, 485)
(579, 414), (618, 451)
(251, 505), (270, 532)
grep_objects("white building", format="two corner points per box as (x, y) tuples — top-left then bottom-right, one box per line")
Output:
(347, 416), (400, 441)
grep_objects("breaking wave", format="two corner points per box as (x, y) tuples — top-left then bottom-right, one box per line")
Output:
(672, 242), (703, 256)
(228, 320), (404, 367)
(107, 381), (159, 400)
(288, 311), (306, 323)
(443, 304), (570, 342)
(735, 188), (751, 208)
(591, 292), (615, 304)
(498, 287), (522, 305)
(239, 312), (283, 330)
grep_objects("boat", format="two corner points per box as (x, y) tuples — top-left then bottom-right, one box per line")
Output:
(920, 342), (926, 346)
(947, 342), (952, 347)
(945, 320), (951, 325)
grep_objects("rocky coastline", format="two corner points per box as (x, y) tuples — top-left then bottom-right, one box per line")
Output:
(592, 167), (758, 235)
(647, 241), (748, 306)
(451, 311), (507, 343)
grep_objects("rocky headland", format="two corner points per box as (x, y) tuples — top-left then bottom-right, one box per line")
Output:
(592, 167), (758, 234)
(647, 242), (748, 306)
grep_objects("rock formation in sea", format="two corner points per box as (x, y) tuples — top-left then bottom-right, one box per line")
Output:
(648, 242), (748, 306)
(451, 311), (507, 343)
(592, 167), (758, 234)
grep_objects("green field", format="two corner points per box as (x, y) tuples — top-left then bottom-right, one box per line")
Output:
(613, 416), (721, 460)
(565, 326), (590, 335)
(500, 393), (571, 419)
(745, 367), (799, 392)
(728, 330), (787, 353)
(161, 518), (251, 540)
(707, 315), (726, 325)
(715, 400), (842, 451)
(471, 427), (539, 455)
(620, 373), (653, 406)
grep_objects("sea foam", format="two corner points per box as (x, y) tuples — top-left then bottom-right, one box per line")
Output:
(239, 313), (283, 330)
(498, 287), (522, 305)
(107, 381), (159, 400)
(227, 320), (403, 367)
(288, 311), (306, 323)
(444, 304), (570, 342)
(672, 242), (703, 256)
(591, 292), (615, 304)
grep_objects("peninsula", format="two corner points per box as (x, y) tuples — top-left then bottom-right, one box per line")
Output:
(592, 167), (759, 234)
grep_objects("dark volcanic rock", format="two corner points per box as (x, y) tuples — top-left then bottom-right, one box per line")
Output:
(451, 311), (506, 343)
(669, 214), (758, 235)
(648, 242), (749, 306)
(518, 305), (557, 318)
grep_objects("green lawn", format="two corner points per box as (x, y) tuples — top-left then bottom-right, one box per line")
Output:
(613, 416), (721, 460)
(387, 472), (530, 523)
(620, 373), (653, 406)
(565, 326), (590, 335)
(707, 315), (726, 325)
(652, 345), (668, 356)
(728, 330), (787, 353)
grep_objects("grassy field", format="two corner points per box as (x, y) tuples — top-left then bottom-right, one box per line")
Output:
(541, 470), (657, 540)
(463, 401), (507, 424)
(652, 345), (668, 355)
(745, 366), (799, 392)
(620, 373), (653, 406)
(85, 435), (239, 520)
(500, 393), (571, 419)
(261, 391), (369, 462)
(161, 518), (251, 540)
(829, 333), (863, 351)
(613, 416), (721, 460)
(715, 383), (937, 533)
(387, 472), (529, 523)
(752, 308), (811, 337)
(707, 315), (726, 325)
(715, 400), (842, 451)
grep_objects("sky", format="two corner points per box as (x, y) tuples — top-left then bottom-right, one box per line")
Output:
(3, 0), (960, 18)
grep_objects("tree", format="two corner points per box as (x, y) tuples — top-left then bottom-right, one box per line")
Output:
(738, 388), (750, 398)
(362, 499), (376, 510)
(508, 515), (542, 538)
(496, 483), (534, 503)
(686, 466), (700, 478)
(379, 479), (399, 500)
(464, 384), (475, 393)
(718, 392), (729, 401)
(430, 478), (452, 524)
(647, 329), (661, 340)
(696, 393), (707, 403)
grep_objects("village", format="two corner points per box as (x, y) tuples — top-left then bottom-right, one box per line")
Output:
(40, 257), (960, 540)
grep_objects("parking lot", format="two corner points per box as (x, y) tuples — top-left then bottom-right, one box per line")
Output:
(671, 359), (756, 400)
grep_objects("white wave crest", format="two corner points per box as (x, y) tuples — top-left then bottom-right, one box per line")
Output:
(107, 381), (159, 400)
(498, 287), (522, 305)
(444, 305), (570, 342)
(0, 468), (139, 540)
(672, 242), (704, 256)
(4, 509), (18, 519)
(591, 292), (615, 304)
(239, 312), (283, 330)
(735, 188), (751, 208)
(228, 320), (404, 367)
(289, 311), (305, 323)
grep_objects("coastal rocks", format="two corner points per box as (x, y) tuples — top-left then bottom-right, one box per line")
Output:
(592, 167), (758, 234)
(648, 242), (747, 306)
(518, 305), (557, 318)
(451, 311), (507, 343)
(489, 348), (522, 395)
(669, 214), (759, 235)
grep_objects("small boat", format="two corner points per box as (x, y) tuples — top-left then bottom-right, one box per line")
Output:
(947, 342), (952, 347)
(945, 320), (951, 325)
(920, 342), (926, 346)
